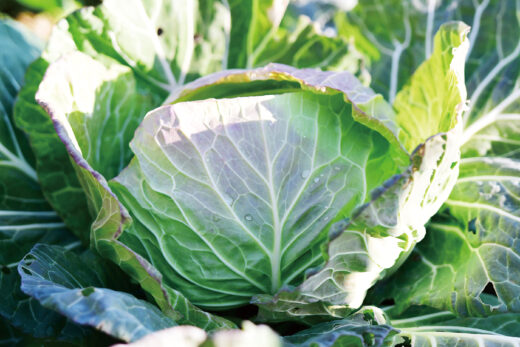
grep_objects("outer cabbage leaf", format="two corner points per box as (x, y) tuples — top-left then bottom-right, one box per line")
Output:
(0, 226), (82, 339)
(367, 0), (520, 317)
(0, 18), (114, 344)
(376, 159), (520, 316)
(0, 16), (68, 337)
(35, 51), (236, 331)
(389, 309), (520, 346)
(283, 307), (398, 347)
(14, 58), (94, 242)
(334, 0), (483, 103)
(18, 244), (177, 343)
(16, 0), (355, 241)
(0, 316), (114, 347)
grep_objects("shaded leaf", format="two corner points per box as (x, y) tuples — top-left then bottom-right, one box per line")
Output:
(283, 307), (397, 347)
(368, 0), (520, 318)
(390, 310), (520, 346)
(19, 244), (177, 343)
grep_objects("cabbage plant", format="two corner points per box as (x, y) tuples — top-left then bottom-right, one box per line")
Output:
(2, 0), (520, 346)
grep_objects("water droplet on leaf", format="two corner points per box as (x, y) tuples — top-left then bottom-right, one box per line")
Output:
(244, 214), (253, 221)
(301, 170), (310, 178)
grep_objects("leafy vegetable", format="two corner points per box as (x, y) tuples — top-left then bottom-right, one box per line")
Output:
(389, 308), (520, 346)
(18, 244), (177, 342)
(35, 19), (467, 327)
(14, 0), (355, 242)
(3, 0), (520, 345)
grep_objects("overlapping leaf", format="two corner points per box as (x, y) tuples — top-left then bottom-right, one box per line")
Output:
(389, 308), (520, 346)
(18, 244), (178, 343)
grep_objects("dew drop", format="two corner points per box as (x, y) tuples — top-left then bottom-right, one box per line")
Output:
(244, 214), (253, 221)
(314, 177), (320, 183)
(334, 166), (341, 171)
(301, 170), (310, 179)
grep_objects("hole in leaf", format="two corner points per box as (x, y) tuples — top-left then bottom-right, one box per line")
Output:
(1, 266), (10, 274)
(479, 282), (500, 306)
(194, 33), (201, 43)
(380, 298), (395, 306)
(467, 218), (477, 234)
(156, 27), (163, 36)
(81, 287), (95, 297)
(395, 336), (411, 347)
(21, 267), (32, 275)
(483, 282), (498, 296)
(24, 254), (35, 267)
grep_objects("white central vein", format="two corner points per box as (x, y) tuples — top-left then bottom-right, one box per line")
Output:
(389, 9), (411, 103)
(0, 114), (37, 181)
(424, 0), (436, 58)
(463, 33), (520, 125)
(462, 87), (520, 144)
(259, 106), (282, 293)
(0, 222), (65, 231)
(446, 199), (520, 223)
(391, 311), (454, 326)
(0, 210), (57, 217)
(467, 0), (490, 59)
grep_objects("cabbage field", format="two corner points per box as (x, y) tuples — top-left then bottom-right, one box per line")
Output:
(1, 0), (520, 346)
